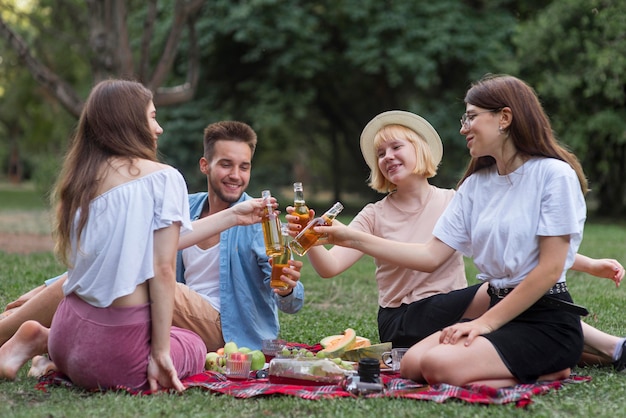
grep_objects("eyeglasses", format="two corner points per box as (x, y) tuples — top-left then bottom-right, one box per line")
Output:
(460, 109), (501, 130)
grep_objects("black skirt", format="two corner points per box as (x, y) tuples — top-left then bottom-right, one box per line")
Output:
(378, 283), (482, 348)
(482, 289), (584, 383)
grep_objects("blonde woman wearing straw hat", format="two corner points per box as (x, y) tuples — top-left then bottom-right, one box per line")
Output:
(287, 110), (488, 348)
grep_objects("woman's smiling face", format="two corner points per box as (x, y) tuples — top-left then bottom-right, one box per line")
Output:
(376, 136), (417, 183)
(460, 106), (501, 159)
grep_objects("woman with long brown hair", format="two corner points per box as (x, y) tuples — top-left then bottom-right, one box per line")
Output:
(47, 79), (205, 391)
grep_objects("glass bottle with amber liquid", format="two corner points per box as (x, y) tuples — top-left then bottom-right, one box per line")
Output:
(270, 225), (291, 290)
(261, 190), (284, 257)
(290, 202), (344, 256)
(292, 182), (310, 229)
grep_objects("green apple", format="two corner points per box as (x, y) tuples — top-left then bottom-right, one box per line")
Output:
(238, 347), (252, 354)
(223, 341), (238, 355)
(250, 350), (266, 371)
(205, 352), (220, 370)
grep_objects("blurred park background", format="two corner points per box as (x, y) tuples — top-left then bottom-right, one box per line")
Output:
(1, 0), (625, 218)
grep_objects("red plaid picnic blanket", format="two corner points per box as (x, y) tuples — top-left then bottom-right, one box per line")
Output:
(35, 369), (591, 408)
(34, 342), (591, 408)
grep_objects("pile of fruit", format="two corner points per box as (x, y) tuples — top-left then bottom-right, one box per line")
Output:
(205, 328), (373, 374)
(205, 341), (265, 372)
(275, 346), (355, 371)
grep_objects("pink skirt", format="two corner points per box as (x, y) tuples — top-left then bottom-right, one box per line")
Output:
(48, 293), (206, 391)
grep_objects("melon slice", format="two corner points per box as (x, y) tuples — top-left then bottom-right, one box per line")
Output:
(351, 336), (371, 349)
(320, 335), (343, 349)
(319, 328), (357, 357)
(321, 334), (369, 349)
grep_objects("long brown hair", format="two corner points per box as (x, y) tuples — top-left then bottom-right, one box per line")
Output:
(458, 74), (588, 194)
(52, 79), (158, 265)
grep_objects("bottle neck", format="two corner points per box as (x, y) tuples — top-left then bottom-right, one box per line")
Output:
(323, 204), (343, 220)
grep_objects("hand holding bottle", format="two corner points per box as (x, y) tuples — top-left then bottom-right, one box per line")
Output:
(305, 218), (351, 247)
(232, 197), (277, 226)
(269, 258), (303, 296)
(261, 190), (285, 257)
(292, 182), (311, 229)
(290, 202), (343, 256)
(285, 206), (315, 236)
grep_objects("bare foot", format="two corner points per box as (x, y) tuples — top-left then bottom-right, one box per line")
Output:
(28, 355), (57, 378)
(0, 320), (49, 380)
(539, 368), (571, 382)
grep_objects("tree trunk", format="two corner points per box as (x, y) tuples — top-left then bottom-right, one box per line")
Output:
(0, 0), (207, 120)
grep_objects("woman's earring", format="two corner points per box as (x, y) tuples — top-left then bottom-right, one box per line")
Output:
(498, 126), (504, 134)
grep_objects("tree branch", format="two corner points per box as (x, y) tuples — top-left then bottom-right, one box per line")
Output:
(139, 0), (158, 82)
(0, 17), (83, 117)
(148, 0), (205, 86)
(154, 17), (200, 106)
(114, 0), (135, 78)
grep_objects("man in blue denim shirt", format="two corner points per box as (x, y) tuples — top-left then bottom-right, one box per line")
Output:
(176, 192), (304, 350)
(0, 121), (304, 355)
(172, 121), (304, 351)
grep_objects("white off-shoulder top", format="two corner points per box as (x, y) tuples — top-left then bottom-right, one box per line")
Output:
(63, 167), (192, 307)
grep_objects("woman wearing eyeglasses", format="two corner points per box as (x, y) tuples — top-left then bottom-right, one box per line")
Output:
(314, 74), (593, 387)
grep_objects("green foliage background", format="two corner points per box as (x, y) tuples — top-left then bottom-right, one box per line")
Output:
(1, 0), (625, 215)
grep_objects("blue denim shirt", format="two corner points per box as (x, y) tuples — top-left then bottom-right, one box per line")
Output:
(176, 192), (305, 350)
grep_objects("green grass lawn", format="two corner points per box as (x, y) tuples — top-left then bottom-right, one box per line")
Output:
(0, 187), (625, 417)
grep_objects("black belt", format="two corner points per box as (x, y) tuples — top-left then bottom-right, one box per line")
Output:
(487, 282), (588, 317)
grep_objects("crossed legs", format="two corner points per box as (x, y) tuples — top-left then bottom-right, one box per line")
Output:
(0, 277), (64, 347)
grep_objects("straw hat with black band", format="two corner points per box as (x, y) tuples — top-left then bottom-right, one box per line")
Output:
(359, 110), (443, 170)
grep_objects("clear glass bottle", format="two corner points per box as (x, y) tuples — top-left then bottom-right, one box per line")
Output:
(270, 224), (291, 290)
(292, 182), (310, 229)
(290, 202), (343, 256)
(261, 190), (284, 257)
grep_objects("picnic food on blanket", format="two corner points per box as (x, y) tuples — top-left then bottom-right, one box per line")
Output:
(205, 352), (222, 370)
(205, 341), (266, 372)
(320, 334), (371, 351)
(342, 342), (393, 364)
(268, 357), (354, 386)
(319, 329), (393, 364)
(225, 352), (252, 379)
(262, 338), (286, 358)
(318, 328), (360, 357)
(223, 341), (239, 355)
(250, 350), (266, 371)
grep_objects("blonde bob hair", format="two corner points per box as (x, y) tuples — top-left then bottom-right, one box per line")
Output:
(367, 124), (438, 193)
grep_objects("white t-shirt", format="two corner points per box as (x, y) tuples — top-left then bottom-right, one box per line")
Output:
(433, 157), (586, 289)
(63, 167), (192, 307)
(182, 243), (221, 311)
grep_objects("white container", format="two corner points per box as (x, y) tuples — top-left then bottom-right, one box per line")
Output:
(268, 357), (352, 386)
